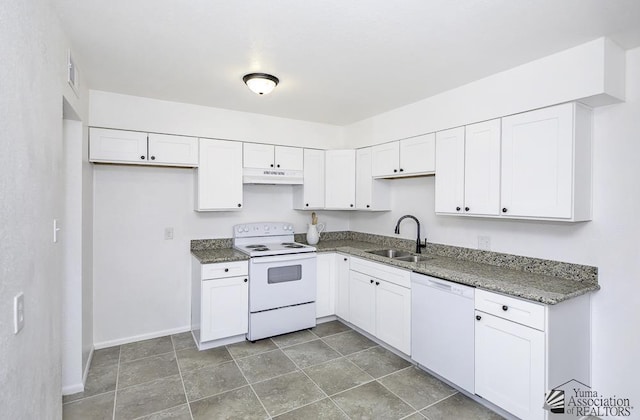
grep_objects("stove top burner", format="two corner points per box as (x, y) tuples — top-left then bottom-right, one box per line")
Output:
(246, 244), (267, 248)
(252, 247), (270, 252)
(283, 244), (304, 248)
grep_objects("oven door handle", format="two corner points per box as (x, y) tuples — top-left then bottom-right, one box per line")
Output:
(250, 253), (317, 264)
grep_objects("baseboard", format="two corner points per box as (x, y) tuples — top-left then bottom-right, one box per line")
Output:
(62, 383), (84, 396)
(94, 325), (191, 349)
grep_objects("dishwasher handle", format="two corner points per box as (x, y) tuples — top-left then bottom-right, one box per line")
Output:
(411, 273), (474, 299)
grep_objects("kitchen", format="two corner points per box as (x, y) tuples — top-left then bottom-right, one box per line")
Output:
(2, 1), (640, 419)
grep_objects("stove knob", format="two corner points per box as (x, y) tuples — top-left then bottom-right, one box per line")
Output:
(236, 226), (243, 233)
(264, 225), (270, 231)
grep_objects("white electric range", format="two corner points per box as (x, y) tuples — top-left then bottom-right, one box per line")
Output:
(233, 222), (317, 341)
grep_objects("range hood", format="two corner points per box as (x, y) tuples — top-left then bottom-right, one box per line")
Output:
(243, 167), (303, 185)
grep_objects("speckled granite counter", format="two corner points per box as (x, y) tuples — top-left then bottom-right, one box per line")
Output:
(191, 233), (599, 305)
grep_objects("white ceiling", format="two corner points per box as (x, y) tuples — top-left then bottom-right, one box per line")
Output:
(53, 0), (640, 126)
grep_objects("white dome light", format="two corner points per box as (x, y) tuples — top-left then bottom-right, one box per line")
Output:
(243, 73), (279, 95)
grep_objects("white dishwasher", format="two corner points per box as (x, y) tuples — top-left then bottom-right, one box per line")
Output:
(411, 272), (475, 394)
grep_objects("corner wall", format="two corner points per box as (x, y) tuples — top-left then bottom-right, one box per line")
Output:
(0, 0), (89, 417)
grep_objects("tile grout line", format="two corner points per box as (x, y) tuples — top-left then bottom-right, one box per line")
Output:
(112, 346), (122, 420)
(172, 336), (195, 420)
(228, 355), (273, 420)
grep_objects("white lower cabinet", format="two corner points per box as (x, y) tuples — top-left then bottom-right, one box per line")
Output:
(316, 253), (336, 318)
(474, 289), (591, 420)
(191, 259), (248, 348)
(349, 257), (411, 354)
(335, 253), (350, 321)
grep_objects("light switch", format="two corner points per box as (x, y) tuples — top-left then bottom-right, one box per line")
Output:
(164, 227), (174, 240)
(478, 236), (491, 251)
(14, 293), (24, 334)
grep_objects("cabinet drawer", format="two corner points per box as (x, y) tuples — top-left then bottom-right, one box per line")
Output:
(475, 289), (545, 331)
(350, 256), (410, 288)
(201, 261), (248, 280)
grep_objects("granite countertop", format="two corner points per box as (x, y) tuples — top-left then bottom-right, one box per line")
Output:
(191, 248), (249, 264)
(191, 237), (599, 305)
(313, 240), (599, 305)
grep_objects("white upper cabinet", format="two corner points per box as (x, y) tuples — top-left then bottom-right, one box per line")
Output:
(501, 103), (592, 221)
(89, 128), (198, 167)
(464, 120), (501, 216)
(371, 134), (436, 178)
(243, 143), (303, 170)
(293, 149), (325, 209)
(195, 139), (243, 211)
(325, 150), (356, 210)
(356, 147), (390, 211)
(371, 142), (400, 177)
(435, 122), (500, 216)
(435, 127), (465, 214)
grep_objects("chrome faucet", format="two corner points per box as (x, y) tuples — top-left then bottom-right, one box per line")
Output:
(394, 215), (426, 254)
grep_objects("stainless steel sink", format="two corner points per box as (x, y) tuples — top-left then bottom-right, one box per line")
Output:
(366, 249), (413, 258)
(394, 255), (434, 263)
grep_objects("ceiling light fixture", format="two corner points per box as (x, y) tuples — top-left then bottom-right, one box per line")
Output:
(243, 73), (279, 95)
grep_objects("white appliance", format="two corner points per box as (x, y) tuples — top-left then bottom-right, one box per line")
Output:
(242, 167), (303, 185)
(233, 222), (317, 341)
(411, 272), (475, 394)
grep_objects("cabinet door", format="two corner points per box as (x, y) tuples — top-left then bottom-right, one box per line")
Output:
(89, 128), (148, 164)
(316, 253), (336, 318)
(325, 150), (356, 209)
(501, 103), (574, 219)
(275, 146), (303, 170)
(399, 133), (435, 175)
(348, 271), (376, 335)
(435, 127), (465, 214)
(196, 139), (243, 211)
(200, 276), (249, 342)
(148, 133), (198, 166)
(371, 142), (400, 177)
(356, 148), (373, 209)
(464, 120), (501, 216)
(475, 311), (545, 420)
(375, 280), (411, 355)
(299, 149), (325, 209)
(335, 254), (350, 321)
(243, 143), (274, 169)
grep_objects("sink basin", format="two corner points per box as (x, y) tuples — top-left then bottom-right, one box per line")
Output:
(394, 255), (434, 263)
(366, 249), (413, 258)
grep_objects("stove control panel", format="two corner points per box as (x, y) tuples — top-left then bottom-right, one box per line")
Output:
(233, 222), (295, 238)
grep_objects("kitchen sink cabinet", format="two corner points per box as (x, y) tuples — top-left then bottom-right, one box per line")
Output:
(371, 134), (435, 178)
(435, 121), (501, 216)
(501, 102), (592, 221)
(355, 148), (390, 211)
(243, 143), (303, 170)
(474, 289), (591, 420)
(293, 149), (325, 209)
(195, 139), (243, 211)
(316, 253), (336, 318)
(191, 259), (249, 349)
(325, 150), (356, 209)
(89, 127), (198, 167)
(349, 257), (411, 354)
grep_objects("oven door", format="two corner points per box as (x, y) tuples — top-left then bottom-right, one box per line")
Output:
(249, 253), (317, 312)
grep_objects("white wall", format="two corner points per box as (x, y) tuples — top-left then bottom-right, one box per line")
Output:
(0, 0), (89, 418)
(344, 37), (625, 147)
(92, 165), (350, 347)
(349, 47), (640, 411)
(89, 90), (345, 149)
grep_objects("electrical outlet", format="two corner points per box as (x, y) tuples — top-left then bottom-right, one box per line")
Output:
(478, 235), (491, 251)
(164, 227), (174, 240)
(14, 293), (24, 334)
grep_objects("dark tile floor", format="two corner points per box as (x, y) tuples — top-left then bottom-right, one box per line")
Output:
(63, 321), (504, 420)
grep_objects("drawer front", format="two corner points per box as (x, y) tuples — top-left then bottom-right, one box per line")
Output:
(475, 289), (545, 331)
(350, 256), (410, 288)
(201, 261), (248, 280)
